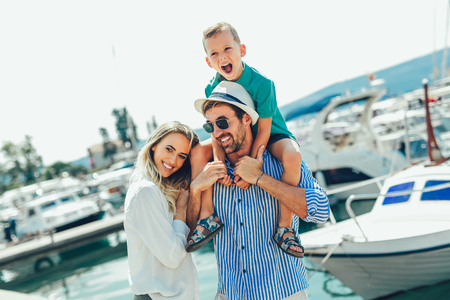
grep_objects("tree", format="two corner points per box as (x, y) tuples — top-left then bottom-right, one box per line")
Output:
(99, 127), (117, 163)
(1, 135), (43, 186)
(21, 135), (43, 183)
(112, 107), (138, 149)
(45, 161), (88, 179)
(147, 115), (158, 135)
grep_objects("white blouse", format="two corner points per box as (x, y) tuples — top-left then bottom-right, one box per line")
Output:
(124, 179), (200, 300)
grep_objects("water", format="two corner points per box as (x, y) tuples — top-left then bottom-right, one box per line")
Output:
(1, 201), (450, 299)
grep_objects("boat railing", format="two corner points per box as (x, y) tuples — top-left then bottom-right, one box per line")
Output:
(326, 174), (390, 225)
(345, 180), (450, 242)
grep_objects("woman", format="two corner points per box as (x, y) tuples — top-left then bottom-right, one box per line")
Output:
(124, 121), (200, 300)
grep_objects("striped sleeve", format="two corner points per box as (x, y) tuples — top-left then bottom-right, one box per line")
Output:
(299, 160), (330, 223)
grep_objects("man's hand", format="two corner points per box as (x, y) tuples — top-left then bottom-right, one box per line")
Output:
(191, 161), (228, 194)
(233, 145), (265, 185)
(233, 175), (250, 190)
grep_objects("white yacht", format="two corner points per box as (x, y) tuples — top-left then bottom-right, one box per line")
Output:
(286, 89), (408, 202)
(21, 190), (106, 235)
(300, 81), (450, 299)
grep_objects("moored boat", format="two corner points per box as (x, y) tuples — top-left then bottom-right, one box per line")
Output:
(301, 80), (450, 299)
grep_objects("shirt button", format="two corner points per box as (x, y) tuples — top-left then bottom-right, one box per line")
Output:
(243, 269), (246, 273)
(238, 199), (241, 203)
(240, 222), (243, 226)
(242, 246), (245, 250)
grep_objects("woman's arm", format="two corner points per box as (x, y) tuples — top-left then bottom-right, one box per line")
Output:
(125, 185), (189, 268)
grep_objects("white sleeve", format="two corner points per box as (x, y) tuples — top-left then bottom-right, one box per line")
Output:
(126, 185), (189, 269)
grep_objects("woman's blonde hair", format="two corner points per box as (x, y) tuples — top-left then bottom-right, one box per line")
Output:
(131, 121), (199, 214)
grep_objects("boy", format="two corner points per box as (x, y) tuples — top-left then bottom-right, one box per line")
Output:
(187, 22), (303, 257)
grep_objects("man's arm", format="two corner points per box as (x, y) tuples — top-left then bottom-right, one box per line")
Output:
(186, 161), (228, 238)
(234, 145), (329, 221)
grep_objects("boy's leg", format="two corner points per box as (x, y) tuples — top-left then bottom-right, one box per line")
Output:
(190, 139), (216, 220)
(267, 138), (302, 253)
(187, 139), (223, 251)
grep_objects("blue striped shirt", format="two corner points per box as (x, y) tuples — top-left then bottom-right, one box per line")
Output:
(212, 150), (330, 300)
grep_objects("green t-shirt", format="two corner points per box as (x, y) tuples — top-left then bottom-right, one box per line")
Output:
(205, 62), (294, 139)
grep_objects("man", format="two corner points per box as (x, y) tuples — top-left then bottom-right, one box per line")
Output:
(187, 81), (330, 300)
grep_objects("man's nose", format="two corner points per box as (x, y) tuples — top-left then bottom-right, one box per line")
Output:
(213, 125), (223, 137)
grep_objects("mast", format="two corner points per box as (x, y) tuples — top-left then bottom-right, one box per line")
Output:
(442, 0), (450, 79)
(422, 79), (443, 162)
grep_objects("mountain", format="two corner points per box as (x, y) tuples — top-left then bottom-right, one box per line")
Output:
(280, 49), (447, 120)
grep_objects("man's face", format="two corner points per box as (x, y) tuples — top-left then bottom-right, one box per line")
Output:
(204, 31), (246, 81)
(205, 105), (248, 154)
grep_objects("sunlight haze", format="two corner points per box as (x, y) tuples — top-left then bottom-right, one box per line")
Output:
(1, 0), (448, 165)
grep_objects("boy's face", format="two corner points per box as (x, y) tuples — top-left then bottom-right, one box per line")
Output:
(204, 31), (246, 82)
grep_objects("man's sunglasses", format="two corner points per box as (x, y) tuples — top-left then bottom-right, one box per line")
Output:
(203, 116), (237, 133)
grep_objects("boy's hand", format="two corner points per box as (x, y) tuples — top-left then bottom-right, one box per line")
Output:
(218, 175), (233, 187)
(234, 175), (250, 190)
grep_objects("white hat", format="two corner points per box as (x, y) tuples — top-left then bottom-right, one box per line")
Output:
(194, 81), (259, 125)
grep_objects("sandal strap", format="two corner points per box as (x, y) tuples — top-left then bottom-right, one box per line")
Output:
(189, 229), (206, 243)
(274, 227), (298, 248)
(282, 235), (301, 251)
(196, 212), (223, 233)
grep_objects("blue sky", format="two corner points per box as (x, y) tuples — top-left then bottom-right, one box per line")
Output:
(1, 0), (448, 165)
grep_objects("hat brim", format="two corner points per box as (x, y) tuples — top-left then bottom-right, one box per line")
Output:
(194, 98), (259, 126)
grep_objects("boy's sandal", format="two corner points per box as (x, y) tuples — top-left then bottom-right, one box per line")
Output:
(185, 212), (224, 253)
(272, 226), (304, 258)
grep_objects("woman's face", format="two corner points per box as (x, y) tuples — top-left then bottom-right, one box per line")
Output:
(152, 132), (190, 178)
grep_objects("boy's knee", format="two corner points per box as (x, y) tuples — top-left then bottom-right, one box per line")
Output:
(283, 148), (302, 168)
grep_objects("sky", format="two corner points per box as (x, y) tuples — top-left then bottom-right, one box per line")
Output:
(1, 0), (449, 166)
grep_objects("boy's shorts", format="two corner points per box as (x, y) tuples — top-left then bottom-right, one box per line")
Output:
(268, 134), (299, 146)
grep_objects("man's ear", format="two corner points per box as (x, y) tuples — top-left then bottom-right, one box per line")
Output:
(205, 57), (213, 68)
(243, 113), (252, 126)
(240, 44), (246, 58)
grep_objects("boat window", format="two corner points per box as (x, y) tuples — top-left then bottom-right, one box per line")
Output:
(61, 197), (75, 202)
(421, 180), (450, 201)
(28, 208), (36, 217)
(323, 98), (367, 150)
(41, 201), (56, 210)
(382, 182), (414, 205)
(320, 168), (371, 185)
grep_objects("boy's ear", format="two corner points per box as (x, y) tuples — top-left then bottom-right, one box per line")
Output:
(205, 57), (213, 68)
(240, 44), (246, 58)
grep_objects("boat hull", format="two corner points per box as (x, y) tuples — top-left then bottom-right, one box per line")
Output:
(54, 211), (106, 232)
(307, 244), (450, 299)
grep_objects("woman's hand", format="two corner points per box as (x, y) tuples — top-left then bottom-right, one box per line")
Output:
(174, 189), (189, 222)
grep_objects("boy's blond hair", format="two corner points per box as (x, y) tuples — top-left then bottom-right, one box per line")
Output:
(202, 22), (241, 53)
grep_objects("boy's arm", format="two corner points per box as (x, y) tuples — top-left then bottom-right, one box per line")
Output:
(251, 117), (272, 158)
(212, 136), (225, 162)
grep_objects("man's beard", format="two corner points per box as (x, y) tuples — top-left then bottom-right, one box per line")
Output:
(217, 121), (247, 154)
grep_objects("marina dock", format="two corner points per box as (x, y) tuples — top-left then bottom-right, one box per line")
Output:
(0, 290), (48, 299)
(0, 214), (124, 270)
